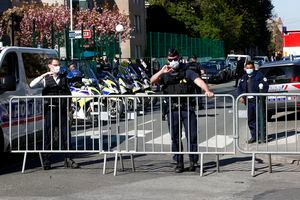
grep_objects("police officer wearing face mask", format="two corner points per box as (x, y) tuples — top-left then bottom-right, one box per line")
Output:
(30, 58), (79, 170)
(150, 49), (214, 173)
(187, 55), (205, 109)
(237, 61), (269, 144)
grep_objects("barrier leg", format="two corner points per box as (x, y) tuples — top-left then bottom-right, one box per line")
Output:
(268, 154), (272, 173)
(103, 154), (107, 175)
(216, 155), (220, 173)
(22, 152), (27, 174)
(39, 153), (44, 168)
(130, 154), (135, 172)
(119, 154), (124, 171)
(200, 153), (204, 177)
(114, 153), (118, 176)
(251, 153), (256, 177)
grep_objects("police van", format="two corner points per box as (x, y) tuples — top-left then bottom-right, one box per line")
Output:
(0, 46), (58, 152)
(258, 59), (300, 120)
(226, 54), (251, 74)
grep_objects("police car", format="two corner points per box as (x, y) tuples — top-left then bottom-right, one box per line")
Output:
(258, 59), (300, 120)
(0, 46), (58, 152)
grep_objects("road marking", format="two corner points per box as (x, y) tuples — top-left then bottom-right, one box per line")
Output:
(78, 130), (153, 139)
(267, 134), (300, 146)
(138, 119), (156, 126)
(146, 133), (233, 148)
(145, 133), (186, 144)
(199, 135), (233, 148)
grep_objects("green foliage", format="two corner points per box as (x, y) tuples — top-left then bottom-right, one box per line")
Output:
(148, 0), (274, 55)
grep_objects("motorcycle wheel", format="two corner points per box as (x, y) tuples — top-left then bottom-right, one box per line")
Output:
(108, 100), (125, 118)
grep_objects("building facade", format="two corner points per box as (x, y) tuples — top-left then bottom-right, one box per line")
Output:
(114, 0), (146, 58)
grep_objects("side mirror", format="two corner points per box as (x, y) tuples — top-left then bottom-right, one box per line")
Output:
(0, 75), (16, 91)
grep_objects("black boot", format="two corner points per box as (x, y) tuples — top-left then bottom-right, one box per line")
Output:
(64, 158), (80, 169)
(189, 161), (197, 172)
(174, 162), (184, 173)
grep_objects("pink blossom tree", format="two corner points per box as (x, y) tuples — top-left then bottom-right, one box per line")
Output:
(75, 7), (131, 40)
(19, 4), (70, 46)
(0, 3), (132, 47)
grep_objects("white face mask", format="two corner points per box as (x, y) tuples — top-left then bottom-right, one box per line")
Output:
(53, 66), (60, 74)
(245, 68), (254, 75)
(169, 60), (180, 69)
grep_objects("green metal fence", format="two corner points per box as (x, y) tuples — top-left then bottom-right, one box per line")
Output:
(31, 21), (118, 61)
(147, 32), (224, 58)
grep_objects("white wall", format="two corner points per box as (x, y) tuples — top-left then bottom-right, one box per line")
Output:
(283, 47), (300, 56)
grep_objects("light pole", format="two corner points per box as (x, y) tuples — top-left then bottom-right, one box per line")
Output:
(70, 0), (74, 60)
(116, 24), (124, 60)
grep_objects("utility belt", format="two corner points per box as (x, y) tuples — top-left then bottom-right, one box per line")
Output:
(44, 99), (69, 109)
(247, 96), (257, 103)
(170, 103), (195, 111)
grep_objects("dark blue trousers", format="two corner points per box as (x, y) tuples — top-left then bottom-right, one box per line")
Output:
(247, 102), (257, 139)
(43, 105), (71, 166)
(168, 110), (198, 163)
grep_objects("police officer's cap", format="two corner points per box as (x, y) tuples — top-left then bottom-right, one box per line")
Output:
(168, 48), (179, 57)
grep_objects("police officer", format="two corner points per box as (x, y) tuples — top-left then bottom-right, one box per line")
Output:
(235, 57), (245, 87)
(150, 49), (214, 173)
(237, 61), (269, 144)
(30, 58), (79, 170)
(187, 55), (205, 109)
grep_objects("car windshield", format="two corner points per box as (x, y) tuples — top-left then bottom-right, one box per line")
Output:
(259, 65), (300, 84)
(253, 57), (265, 61)
(203, 64), (219, 71)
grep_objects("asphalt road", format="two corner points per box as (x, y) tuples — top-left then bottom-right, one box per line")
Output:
(2, 80), (300, 200)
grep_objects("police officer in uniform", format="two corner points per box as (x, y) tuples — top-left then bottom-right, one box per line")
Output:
(237, 61), (269, 144)
(187, 55), (205, 109)
(235, 57), (245, 87)
(30, 58), (79, 170)
(150, 49), (214, 173)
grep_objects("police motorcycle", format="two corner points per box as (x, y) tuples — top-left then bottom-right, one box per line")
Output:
(67, 69), (101, 123)
(96, 70), (124, 118)
(116, 65), (145, 111)
(129, 61), (158, 106)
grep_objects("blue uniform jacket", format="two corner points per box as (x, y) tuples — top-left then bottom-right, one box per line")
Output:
(237, 71), (269, 97)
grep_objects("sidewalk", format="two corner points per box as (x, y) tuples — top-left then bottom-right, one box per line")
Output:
(1, 153), (300, 199)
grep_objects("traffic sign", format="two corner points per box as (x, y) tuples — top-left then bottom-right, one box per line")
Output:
(74, 30), (82, 39)
(70, 30), (91, 39)
(69, 31), (75, 39)
(83, 30), (91, 39)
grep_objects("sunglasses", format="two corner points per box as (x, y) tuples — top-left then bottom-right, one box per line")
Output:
(168, 58), (179, 62)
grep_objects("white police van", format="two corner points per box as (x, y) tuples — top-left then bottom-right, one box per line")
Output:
(0, 46), (58, 152)
(258, 59), (300, 120)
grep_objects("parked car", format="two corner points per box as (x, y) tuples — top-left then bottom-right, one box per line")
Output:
(208, 58), (232, 81)
(201, 62), (226, 83)
(258, 59), (300, 120)
(281, 55), (300, 61)
(226, 54), (251, 78)
(253, 56), (269, 68)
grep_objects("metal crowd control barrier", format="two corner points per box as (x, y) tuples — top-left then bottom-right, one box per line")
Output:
(9, 94), (235, 176)
(236, 93), (300, 176)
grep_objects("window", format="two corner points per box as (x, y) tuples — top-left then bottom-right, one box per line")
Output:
(259, 65), (300, 84)
(0, 52), (19, 85)
(22, 53), (56, 86)
(134, 15), (141, 33)
(134, 0), (140, 5)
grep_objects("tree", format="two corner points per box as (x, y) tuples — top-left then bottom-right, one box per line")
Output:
(0, 3), (131, 47)
(148, 0), (274, 55)
(75, 6), (131, 40)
